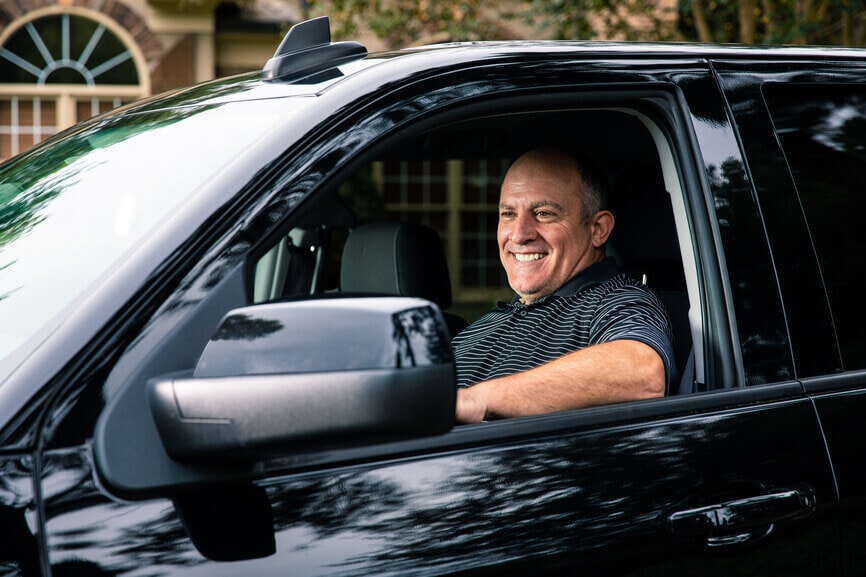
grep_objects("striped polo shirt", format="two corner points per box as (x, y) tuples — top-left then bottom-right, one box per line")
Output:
(452, 257), (676, 392)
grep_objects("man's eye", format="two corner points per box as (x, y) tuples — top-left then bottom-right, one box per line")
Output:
(535, 210), (554, 218)
(500, 211), (515, 218)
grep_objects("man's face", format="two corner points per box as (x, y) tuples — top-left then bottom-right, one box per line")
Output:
(497, 158), (606, 304)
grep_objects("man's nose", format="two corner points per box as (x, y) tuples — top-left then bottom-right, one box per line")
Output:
(508, 213), (537, 243)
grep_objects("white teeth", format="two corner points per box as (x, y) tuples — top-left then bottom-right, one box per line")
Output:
(514, 253), (545, 262)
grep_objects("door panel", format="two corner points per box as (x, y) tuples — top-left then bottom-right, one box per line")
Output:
(809, 375), (866, 577)
(42, 395), (837, 575)
(715, 63), (866, 576)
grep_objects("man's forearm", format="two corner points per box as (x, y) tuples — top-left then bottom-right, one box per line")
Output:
(455, 339), (665, 424)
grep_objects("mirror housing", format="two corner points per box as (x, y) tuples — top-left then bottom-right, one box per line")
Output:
(148, 297), (456, 462)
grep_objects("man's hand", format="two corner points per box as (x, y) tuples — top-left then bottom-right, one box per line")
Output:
(456, 387), (488, 424)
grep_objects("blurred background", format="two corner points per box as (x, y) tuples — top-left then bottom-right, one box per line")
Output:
(2, 0), (865, 161)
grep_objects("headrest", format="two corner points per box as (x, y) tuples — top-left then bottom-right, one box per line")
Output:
(340, 221), (453, 309)
(606, 170), (683, 290)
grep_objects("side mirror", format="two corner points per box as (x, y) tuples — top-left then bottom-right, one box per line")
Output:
(148, 297), (455, 462)
(94, 296), (456, 497)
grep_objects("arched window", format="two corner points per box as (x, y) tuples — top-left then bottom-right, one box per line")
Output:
(0, 11), (147, 161)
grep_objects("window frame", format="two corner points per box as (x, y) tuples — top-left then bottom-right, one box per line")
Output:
(90, 68), (757, 496)
(248, 90), (710, 403)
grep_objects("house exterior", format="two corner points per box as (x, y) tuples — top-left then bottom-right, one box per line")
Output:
(0, 0), (296, 160)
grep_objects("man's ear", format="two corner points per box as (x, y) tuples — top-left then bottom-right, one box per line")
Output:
(591, 210), (615, 248)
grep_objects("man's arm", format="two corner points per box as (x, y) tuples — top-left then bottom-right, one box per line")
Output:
(455, 339), (665, 424)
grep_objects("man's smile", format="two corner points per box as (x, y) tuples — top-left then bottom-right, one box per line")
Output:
(513, 252), (548, 262)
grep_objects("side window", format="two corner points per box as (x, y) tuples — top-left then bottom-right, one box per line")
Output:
(253, 158), (513, 320)
(253, 105), (704, 395)
(765, 84), (866, 370)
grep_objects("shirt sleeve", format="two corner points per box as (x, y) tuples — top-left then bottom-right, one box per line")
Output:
(588, 282), (678, 390)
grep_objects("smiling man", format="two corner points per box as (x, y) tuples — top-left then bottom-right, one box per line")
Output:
(452, 148), (675, 424)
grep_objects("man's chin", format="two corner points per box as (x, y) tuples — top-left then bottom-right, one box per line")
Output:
(511, 285), (548, 304)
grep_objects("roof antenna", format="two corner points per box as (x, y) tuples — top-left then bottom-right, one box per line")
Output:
(263, 16), (367, 82)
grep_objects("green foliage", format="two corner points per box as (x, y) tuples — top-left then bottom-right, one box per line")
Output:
(309, 0), (501, 47)
(311, 0), (866, 47)
(679, 0), (866, 46)
(523, 0), (680, 41)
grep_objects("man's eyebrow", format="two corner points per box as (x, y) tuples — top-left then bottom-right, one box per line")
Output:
(498, 201), (566, 211)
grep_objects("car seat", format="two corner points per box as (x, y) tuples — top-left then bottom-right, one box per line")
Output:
(340, 220), (468, 339)
(606, 168), (694, 395)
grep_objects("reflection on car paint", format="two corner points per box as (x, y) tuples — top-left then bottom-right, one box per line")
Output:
(41, 399), (836, 575)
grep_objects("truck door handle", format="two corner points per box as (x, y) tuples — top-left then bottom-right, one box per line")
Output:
(667, 488), (815, 546)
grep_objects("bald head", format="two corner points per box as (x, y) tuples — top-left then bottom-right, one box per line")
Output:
(506, 148), (608, 223)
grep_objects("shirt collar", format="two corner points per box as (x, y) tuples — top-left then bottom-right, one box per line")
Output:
(500, 256), (622, 309)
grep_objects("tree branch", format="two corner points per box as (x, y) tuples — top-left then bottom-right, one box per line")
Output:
(738, 0), (757, 43)
(760, 0), (775, 40)
(691, 0), (713, 42)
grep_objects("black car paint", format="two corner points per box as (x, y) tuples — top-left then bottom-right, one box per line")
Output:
(0, 37), (861, 575)
(719, 61), (866, 574)
(40, 397), (838, 575)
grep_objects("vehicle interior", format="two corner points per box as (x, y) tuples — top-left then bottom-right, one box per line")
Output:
(251, 105), (703, 396)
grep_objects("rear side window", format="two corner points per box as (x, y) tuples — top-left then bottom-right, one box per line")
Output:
(765, 84), (866, 370)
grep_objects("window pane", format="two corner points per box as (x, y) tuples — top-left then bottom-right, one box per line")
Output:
(76, 97), (128, 123)
(380, 160), (448, 205)
(0, 15), (138, 85)
(0, 97), (57, 160)
(460, 210), (503, 288)
(378, 157), (511, 295)
(463, 158), (508, 204)
(765, 84), (866, 369)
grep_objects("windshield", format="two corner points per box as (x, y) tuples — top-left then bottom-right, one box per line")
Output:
(0, 98), (287, 365)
